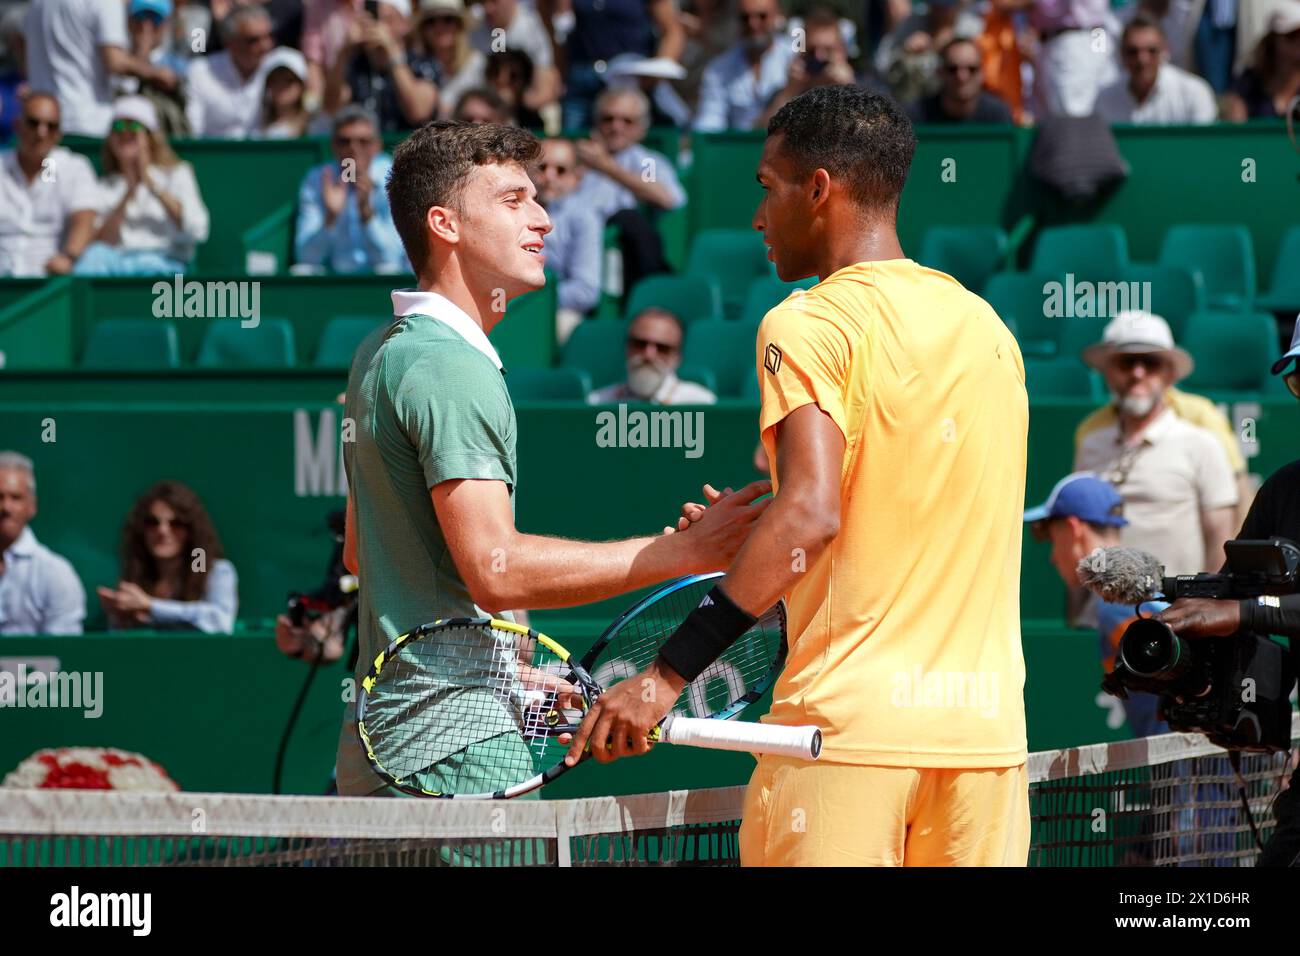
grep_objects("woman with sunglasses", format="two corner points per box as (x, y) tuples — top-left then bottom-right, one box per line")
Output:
(97, 480), (238, 633)
(73, 97), (210, 276)
(415, 0), (485, 119)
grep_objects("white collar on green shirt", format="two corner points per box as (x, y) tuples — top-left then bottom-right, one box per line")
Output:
(390, 288), (504, 370)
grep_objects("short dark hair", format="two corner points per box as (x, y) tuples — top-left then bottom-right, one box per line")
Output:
(1122, 13), (1166, 45)
(386, 120), (540, 271)
(486, 49), (535, 89)
(767, 85), (917, 217)
(453, 86), (509, 123)
(939, 36), (981, 63)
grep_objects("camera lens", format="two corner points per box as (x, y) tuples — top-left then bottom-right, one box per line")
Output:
(1118, 618), (1185, 679)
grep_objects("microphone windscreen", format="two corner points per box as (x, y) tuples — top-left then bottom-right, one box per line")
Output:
(1076, 547), (1164, 605)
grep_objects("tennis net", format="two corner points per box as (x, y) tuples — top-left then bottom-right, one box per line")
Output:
(1, 722), (1295, 867)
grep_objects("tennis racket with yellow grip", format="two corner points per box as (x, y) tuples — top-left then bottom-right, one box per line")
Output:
(356, 576), (817, 798)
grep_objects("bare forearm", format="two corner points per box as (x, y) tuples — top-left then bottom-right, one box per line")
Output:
(711, 494), (835, 617)
(1202, 508), (1235, 572)
(64, 211), (97, 258)
(468, 532), (700, 611)
(390, 64), (437, 123)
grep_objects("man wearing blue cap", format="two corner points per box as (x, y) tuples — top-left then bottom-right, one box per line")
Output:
(1025, 471), (1168, 737)
(1153, 321), (1300, 866)
(122, 0), (191, 136)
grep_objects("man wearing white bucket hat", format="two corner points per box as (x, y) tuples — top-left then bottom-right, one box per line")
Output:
(1074, 309), (1238, 576)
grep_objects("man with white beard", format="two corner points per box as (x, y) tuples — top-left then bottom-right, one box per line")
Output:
(587, 308), (716, 405)
(1074, 310), (1237, 575)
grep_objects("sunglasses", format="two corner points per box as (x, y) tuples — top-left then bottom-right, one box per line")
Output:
(111, 119), (147, 133)
(334, 135), (376, 147)
(627, 335), (679, 355)
(23, 116), (59, 132)
(1113, 353), (1167, 372)
(943, 62), (980, 74)
(1123, 44), (1162, 56)
(536, 162), (571, 174)
(598, 114), (639, 126)
(239, 31), (274, 45)
(144, 515), (189, 530)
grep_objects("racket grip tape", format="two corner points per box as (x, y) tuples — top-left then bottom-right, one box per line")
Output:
(660, 717), (822, 760)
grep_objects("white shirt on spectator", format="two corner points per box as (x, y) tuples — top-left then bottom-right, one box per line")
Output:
(694, 36), (795, 132)
(1074, 406), (1238, 575)
(93, 162), (211, 263)
(571, 143), (687, 222)
(186, 49), (272, 138)
(468, 4), (553, 68)
(0, 526), (86, 636)
(589, 372), (717, 405)
(0, 147), (98, 277)
(435, 49), (488, 119)
(1095, 62), (1218, 124)
(23, 0), (129, 136)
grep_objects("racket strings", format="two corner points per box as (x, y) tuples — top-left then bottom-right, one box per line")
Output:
(592, 580), (785, 719)
(362, 622), (583, 795)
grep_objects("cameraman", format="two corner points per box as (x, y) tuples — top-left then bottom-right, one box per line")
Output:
(1156, 322), (1300, 867)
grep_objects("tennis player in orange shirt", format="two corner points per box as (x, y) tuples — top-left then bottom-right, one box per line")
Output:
(568, 85), (1031, 866)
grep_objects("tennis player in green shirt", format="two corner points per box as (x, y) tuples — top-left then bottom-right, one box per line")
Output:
(337, 121), (769, 797)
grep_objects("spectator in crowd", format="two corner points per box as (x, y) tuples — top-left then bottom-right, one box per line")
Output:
(186, 4), (276, 137)
(1024, 472), (1167, 737)
(326, 0), (439, 132)
(74, 96), (210, 275)
(301, 0), (362, 102)
(256, 46), (319, 136)
(678, 0), (741, 110)
(758, 7), (859, 125)
(1073, 316), (1253, 526)
(531, 137), (602, 340)
(588, 307), (717, 405)
(908, 36), (1016, 122)
(571, 86), (685, 291)
(485, 49), (544, 127)
(0, 92), (97, 277)
(24, 0), (178, 136)
(120, 0), (193, 138)
(1225, 2), (1300, 120)
(0, 5), (29, 145)
(295, 105), (405, 273)
(453, 85), (510, 123)
(98, 480), (238, 634)
(0, 452), (85, 636)
(693, 0), (795, 132)
(468, 0), (560, 114)
(604, 51), (694, 127)
(417, 0), (486, 119)
(209, 0), (304, 52)
(543, 0), (685, 131)
(1031, 0), (1119, 117)
(1095, 14), (1217, 123)
(875, 0), (983, 104)
(1073, 310), (1238, 576)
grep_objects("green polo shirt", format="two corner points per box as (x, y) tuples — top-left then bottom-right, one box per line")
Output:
(335, 310), (521, 796)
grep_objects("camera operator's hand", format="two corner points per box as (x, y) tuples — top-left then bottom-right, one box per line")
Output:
(1156, 598), (1242, 637)
(275, 612), (345, 663)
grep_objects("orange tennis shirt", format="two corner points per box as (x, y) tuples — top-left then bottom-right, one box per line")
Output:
(756, 259), (1029, 768)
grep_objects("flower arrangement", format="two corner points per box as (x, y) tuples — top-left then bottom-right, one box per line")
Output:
(2, 748), (179, 792)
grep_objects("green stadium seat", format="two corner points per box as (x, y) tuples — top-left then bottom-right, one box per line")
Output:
(81, 319), (181, 369)
(1122, 263), (1206, 336)
(505, 367), (592, 401)
(739, 276), (818, 325)
(196, 318), (296, 368)
(1257, 225), (1300, 313)
(560, 319), (628, 389)
(623, 274), (723, 323)
(917, 226), (1008, 293)
(313, 317), (384, 368)
(982, 272), (1056, 357)
(1158, 224), (1256, 310)
(1056, 314), (1110, 362)
(740, 367), (761, 400)
(676, 365), (719, 395)
(681, 321), (757, 397)
(1030, 225), (1129, 280)
(1023, 358), (1098, 399)
(685, 229), (770, 318)
(1181, 311), (1277, 393)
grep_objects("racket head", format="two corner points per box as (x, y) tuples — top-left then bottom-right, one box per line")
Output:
(580, 573), (787, 721)
(356, 617), (596, 798)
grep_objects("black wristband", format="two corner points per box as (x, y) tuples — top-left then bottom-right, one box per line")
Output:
(656, 585), (757, 683)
